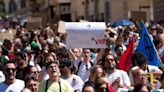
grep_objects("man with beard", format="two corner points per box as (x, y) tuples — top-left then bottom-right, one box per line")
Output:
(0, 61), (25, 92)
(104, 53), (131, 91)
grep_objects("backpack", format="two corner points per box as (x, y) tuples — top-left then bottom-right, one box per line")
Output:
(76, 61), (94, 74)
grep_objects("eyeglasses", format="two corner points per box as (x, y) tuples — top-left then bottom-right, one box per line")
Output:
(4, 68), (16, 73)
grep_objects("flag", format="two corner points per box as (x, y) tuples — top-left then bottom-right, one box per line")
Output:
(118, 36), (134, 72)
(108, 83), (115, 92)
(136, 21), (160, 67)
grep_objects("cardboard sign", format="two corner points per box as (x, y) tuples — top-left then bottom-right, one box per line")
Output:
(58, 20), (66, 33)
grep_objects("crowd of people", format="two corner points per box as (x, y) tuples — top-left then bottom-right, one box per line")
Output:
(0, 20), (163, 92)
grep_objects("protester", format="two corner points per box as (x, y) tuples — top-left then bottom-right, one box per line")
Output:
(95, 74), (115, 92)
(38, 52), (58, 81)
(15, 53), (28, 80)
(24, 76), (39, 92)
(39, 61), (73, 92)
(71, 48), (83, 61)
(129, 52), (163, 87)
(103, 53), (131, 91)
(131, 69), (148, 86)
(60, 59), (84, 92)
(82, 81), (96, 92)
(132, 83), (150, 92)
(25, 65), (40, 80)
(69, 48), (96, 82)
(88, 65), (105, 83)
(114, 44), (124, 62)
(0, 61), (25, 91)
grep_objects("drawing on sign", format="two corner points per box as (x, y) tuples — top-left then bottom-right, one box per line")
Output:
(87, 24), (91, 28)
(91, 37), (105, 44)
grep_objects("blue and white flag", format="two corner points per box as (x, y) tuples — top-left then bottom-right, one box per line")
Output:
(136, 21), (160, 67)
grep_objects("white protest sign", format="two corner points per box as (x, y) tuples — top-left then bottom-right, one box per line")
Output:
(66, 22), (107, 49)
(58, 20), (66, 33)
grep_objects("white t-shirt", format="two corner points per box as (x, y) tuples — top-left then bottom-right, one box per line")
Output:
(0, 71), (5, 83)
(73, 59), (96, 82)
(40, 66), (49, 82)
(61, 74), (84, 91)
(0, 79), (25, 92)
(108, 69), (131, 91)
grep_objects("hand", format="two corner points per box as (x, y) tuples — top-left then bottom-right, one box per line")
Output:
(112, 77), (121, 87)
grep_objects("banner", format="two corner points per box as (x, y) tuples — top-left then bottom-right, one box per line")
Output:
(66, 22), (106, 49)
(136, 21), (160, 67)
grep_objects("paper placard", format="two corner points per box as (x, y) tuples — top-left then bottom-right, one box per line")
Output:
(66, 22), (107, 49)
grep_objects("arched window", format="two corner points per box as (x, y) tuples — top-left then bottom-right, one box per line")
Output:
(9, 0), (17, 14)
(21, 0), (26, 8)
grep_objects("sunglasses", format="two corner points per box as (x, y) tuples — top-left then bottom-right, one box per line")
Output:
(4, 68), (16, 73)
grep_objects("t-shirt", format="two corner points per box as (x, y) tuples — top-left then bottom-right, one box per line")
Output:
(0, 71), (5, 83)
(0, 79), (25, 92)
(108, 69), (131, 91)
(61, 74), (84, 91)
(73, 59), (96, 82)
(39, 78), (73, 92)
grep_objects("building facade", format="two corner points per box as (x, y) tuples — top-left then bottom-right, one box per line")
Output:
(0, 0), (154, 23)
(70, 0), (153, 22)
(153, 0), (164, 23)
